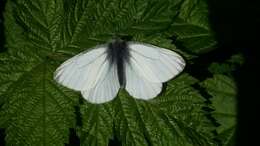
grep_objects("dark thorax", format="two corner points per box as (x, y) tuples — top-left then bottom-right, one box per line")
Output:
(107, 40), (130, 88)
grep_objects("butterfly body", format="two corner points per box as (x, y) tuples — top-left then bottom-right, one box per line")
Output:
(54, 40), (185, 104)
(107, 40), (130, 88)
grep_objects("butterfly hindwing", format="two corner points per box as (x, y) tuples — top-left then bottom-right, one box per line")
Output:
(125, 61), (162, 100)
(81, 64), (120, 103)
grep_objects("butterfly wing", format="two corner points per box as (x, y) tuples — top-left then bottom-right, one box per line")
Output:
(127, 42), (185, 83)
(81, 64), (120, 103)
(54, 45), (110, 91)
(125, 62), (162, 100)
(54, 41), (185, 102)
(54, 45), (120, 104)
(125, 42), (185, 100)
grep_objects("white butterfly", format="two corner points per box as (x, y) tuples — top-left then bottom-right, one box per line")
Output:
(54, 40), (185, 104)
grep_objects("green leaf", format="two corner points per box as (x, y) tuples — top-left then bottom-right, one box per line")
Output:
(169, 0), (216, 54)
(201, 75), (237, 146)
(0, 51), (78, 145)
(77, 74), (216, 146)
(0, 0), (79, 145)
(1, 0), (218, 145)
(78, 103), (114, 146)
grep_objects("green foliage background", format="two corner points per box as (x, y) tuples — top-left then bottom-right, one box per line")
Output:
(0, 0), (241, 145)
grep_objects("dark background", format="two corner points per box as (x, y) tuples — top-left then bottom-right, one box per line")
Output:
(0, 0), (259, 145)
(207, 0), (259, 146)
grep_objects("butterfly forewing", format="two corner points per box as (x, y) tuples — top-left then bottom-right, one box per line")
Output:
(127, 42), (185, 83)
(124, 42), (185, 100)
(54, 46), (109, 91)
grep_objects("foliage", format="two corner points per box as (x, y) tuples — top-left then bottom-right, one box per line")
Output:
(0, 0), (240, 145)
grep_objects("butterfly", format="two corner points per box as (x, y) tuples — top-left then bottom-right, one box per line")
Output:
(54, 40), (185, 104)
